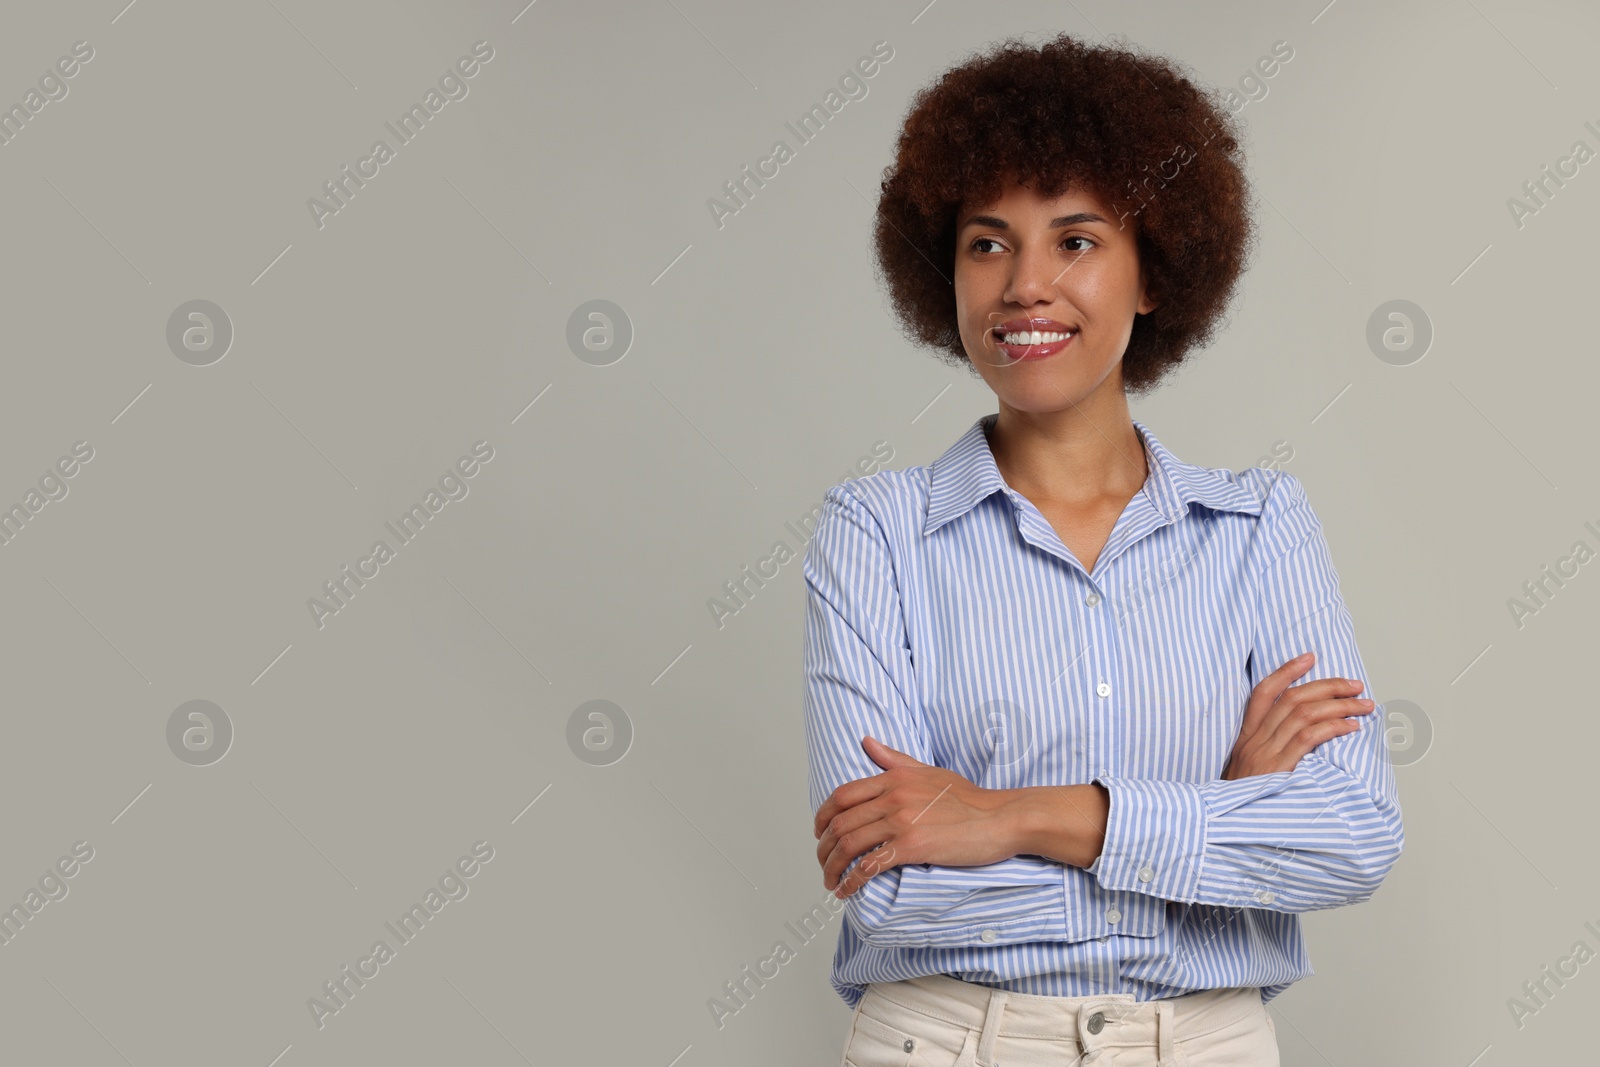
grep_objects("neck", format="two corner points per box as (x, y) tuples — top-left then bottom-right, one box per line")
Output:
(985, 401), (1149, 505)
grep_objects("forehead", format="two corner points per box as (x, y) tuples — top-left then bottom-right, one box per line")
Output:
(960, 178), (1116, 222)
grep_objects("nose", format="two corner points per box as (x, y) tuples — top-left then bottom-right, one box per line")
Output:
(1003, 240), (1064, 307)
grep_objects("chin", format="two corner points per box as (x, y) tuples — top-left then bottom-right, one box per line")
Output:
(992, 386), (1092, 412)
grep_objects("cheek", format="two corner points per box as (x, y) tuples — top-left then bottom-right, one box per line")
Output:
(953, 267), (1002, 326)
(952, 261), (971, 303)
(1067, 272), (1132, 321)
(952, 277), (981, 332)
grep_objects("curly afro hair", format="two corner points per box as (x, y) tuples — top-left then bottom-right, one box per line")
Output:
(873, 32), (1256, 395)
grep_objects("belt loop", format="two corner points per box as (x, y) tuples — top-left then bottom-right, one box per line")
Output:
(975, 988), (1008, 1067)
(1156, 1000), (1176, 1066)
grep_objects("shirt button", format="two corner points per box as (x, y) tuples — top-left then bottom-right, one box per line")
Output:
(979, 928), (998, 942)
(1105, 906), (1121, 924)
(1086, 1011), (1106, 1034)
(1096, 681), (1111, 698)
(1258, 890), (1276, 904)
(1085, 592), (1101, 607)
(1137, 866), (1155, 882)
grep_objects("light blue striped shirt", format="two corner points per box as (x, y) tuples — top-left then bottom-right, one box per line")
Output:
(802, 413), (1403, 1009)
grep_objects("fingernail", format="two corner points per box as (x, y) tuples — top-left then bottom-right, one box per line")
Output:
(1294, 652), (1312, 663)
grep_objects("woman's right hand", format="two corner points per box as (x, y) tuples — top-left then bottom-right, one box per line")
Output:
(1221, 651), (1376, 781)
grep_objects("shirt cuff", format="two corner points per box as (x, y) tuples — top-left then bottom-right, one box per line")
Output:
(843, 856), (1074, 948)
(1089, 776), (1207, 902)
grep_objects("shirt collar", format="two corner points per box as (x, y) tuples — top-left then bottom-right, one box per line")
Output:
(923, 413), (1267, 537)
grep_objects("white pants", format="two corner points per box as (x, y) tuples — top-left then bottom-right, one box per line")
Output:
(840, 973), (1279, 1066)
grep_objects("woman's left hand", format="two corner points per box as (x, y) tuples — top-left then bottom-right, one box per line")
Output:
(813, 736), (1024, 899)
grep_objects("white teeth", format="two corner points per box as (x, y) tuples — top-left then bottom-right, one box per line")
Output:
(1000, 329), (1074, 345)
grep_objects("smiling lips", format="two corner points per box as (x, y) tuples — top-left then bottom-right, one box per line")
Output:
(992, 318), (1077, 360)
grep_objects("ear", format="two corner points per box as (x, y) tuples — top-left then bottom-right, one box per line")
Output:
(1136, 264), (1161, 315)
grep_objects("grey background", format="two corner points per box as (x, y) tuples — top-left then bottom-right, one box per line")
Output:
(0, 0), (1593, 1063)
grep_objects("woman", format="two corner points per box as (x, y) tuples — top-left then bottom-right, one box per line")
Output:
(801, 32), (1403, 1067)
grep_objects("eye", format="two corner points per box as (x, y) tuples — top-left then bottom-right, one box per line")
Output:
(967, 235), (1093, 254)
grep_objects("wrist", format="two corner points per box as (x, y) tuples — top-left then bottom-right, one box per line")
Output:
(990, 787), (1041, 861)
(1008, 784), (1109, 868)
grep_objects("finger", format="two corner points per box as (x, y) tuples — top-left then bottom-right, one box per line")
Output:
(1260, 678), (1367, 739)
(816, 795), (888, 868)
(825, 825), (902, 895)
(862, 735), (900, 771)
(827, 834), (889, 894)
(813, 800), (834, 840)
(1280, 716), (1367, 767)
(844, 844), (899, 898)
(1233, 710), (1363, 778)
(836, 842), (900, 899)
(823, 823), (894, 891)
(823, 821), (885, 890)
(813, 785), (861, 838)
(1261, 696), (1375, 762)
(864, 735), (925, 771)
(1241, 654), (1317, 736)
(814, 776), (885, 839)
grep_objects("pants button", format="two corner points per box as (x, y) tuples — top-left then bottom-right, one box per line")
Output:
(1086, 1010), (1105, 1034)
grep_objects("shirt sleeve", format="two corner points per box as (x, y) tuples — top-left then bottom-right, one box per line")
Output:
(1090, 470), (1405, 912)
(802, 482), (1074, 949)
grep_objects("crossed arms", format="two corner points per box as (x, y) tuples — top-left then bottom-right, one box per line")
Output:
(801, 476), (1404, 949)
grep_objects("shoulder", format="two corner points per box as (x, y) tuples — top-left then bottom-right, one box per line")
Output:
(807, 466), (933, 559)
(820, 465), (931, 518)
(1235, 466), (1326, 562)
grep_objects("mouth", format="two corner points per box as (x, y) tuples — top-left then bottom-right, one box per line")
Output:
(991, 318), (1078, 360)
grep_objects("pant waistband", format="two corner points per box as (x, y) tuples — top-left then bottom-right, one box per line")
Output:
(863, 973), (1264, 1065)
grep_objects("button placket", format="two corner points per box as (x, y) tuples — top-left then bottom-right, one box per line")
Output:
(1080, 574), (1118, 845)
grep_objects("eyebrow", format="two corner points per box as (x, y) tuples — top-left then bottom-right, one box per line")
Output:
(959, 211), (1109, 230)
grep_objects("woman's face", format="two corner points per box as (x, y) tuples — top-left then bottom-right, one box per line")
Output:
(953, 177), (1158, 414)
